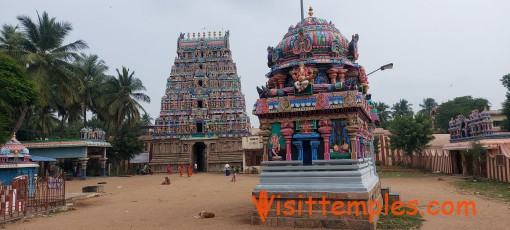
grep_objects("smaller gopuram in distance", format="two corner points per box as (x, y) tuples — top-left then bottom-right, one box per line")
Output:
(151, 31), (251, 172)
(251, 7), (381, 229)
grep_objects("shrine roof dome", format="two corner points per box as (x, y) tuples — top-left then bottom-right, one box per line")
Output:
(1, 134), (29, 155)
(266, 7), (354, 77)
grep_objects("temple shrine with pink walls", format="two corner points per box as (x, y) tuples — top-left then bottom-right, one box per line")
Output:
(251, 7), (381, 228)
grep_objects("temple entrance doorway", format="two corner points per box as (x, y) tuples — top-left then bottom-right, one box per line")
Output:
(303, 141), (312, 165)
(193, 142), (207, 172)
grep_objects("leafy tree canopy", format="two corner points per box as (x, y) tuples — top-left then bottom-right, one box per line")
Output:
(0, 52), (38, 142)
(434, 96), (490, 133)
(110, 124), (144, 162)
(500, 74), (510, 131)
(391, 99), (414, 117)
(388, 114), (435, 157)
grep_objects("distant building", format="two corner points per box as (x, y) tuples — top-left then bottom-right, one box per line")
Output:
(22, 128), (111, 179)
(241, 128), (263, 173)
(377, 109), (510, 182)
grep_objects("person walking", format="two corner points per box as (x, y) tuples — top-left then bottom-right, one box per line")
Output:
(178, 165), (184, 177)
(187, 164), (192, 177)
(225, 163), (230, 176)
(167, 165), (172, 174)
(230, 166), (237, 182)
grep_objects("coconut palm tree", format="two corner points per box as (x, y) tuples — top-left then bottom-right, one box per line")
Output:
(74, 53), (108, 126)
(391, 99), (414, 117)
(15, 11), (87, 110)
(418, 98), (438, 118)
(0, 25), (25, 59)
(2, 11), (88, 138)
(103, 67), (150, 129)
(375, 102), (391, 126)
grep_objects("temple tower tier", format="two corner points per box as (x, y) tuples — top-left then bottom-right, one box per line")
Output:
(150, 31), (251, 172)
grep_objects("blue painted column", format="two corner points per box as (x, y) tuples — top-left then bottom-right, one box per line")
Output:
(79, 158), (89, 180)
(293, 141), (303, 160)
(310, 140), (320, 160)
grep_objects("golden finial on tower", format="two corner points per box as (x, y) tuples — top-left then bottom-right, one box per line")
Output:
(187, 32), (190, 39)
(308, 6), (313, 17)
(208, 31), (211, 37)
(193, 32), (196, 38)
(213, 31), (217, 37)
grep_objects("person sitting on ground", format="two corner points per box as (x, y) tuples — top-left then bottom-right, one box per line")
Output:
(161, 177), (171, 185)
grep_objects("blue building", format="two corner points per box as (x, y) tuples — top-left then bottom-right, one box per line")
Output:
(0, 135), (39, 186)
(22, 128), (112, 179)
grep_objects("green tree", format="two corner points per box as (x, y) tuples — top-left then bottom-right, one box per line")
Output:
(0, 12), (88, 139)
(375, 101), (391, 128)
(0, 25), (24, 58)
(388, 114), (435, 160)
(110, 124), (144, 162)
(464, 140), (488, 178)
(391, 99), (414, 117)
(14, 12), (87, 108)
(103, 67), (150, 129)
(434, 96), (490, 133)
(0, 52), (38, 141)
(500, 73), (510, 131)
(418, 98), (438, 118)
(74, 53), (108, 126)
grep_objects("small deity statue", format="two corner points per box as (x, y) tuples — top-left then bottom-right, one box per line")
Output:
(270, 134), (282, 160)
(358, 66), (369, 94)
(348, 34), (359, 62)
(292, 63), (313, 92)
(300, 120), (312, 133)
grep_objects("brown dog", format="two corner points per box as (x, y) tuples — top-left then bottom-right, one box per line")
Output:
(194, 211), (215, 219)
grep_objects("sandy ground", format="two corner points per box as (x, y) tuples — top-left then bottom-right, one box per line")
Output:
(4, 173), (510, 230)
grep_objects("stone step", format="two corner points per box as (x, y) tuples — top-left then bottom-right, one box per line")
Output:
(388, 192), (400, 207)
(381, 185), (391, 206)
(262, 163), (369, 172)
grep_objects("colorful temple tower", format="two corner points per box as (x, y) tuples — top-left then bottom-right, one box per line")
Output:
(251, 7), (381, 228)
(151, 31), (251, 172)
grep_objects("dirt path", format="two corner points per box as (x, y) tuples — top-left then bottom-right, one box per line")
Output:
(4, 173), (510, 230)
(381, 176), (510, 230)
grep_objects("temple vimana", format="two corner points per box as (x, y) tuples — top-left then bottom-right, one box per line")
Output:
(151, 31), (251, 172)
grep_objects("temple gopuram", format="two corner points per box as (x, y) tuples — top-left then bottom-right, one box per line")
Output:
(151, 31), (251, 172)
(251, 7), (381, 228)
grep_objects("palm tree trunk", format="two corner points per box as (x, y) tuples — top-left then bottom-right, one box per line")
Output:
(83, 102), (87, 127)
(61, 115), (65, 138)
(9, 105), (29, 139)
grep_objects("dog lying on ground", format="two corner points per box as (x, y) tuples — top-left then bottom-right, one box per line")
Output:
(194, 211), (215, 219)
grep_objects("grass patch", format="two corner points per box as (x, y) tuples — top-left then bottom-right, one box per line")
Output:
(377, 207), (423, 229)
(452, 179), (510, 202)
(378, 171), (429, 178)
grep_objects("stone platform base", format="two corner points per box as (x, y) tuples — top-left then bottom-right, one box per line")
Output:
(251, 189), (381, 229)
(251, 159), (381, 229)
